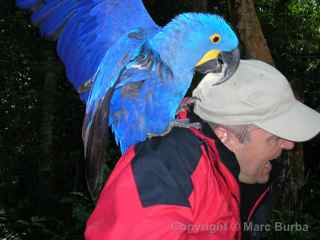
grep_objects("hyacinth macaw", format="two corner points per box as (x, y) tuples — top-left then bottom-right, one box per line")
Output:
(17, 0), (240, 198)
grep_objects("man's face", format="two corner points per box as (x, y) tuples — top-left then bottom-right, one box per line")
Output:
(231, 127), (295, 184)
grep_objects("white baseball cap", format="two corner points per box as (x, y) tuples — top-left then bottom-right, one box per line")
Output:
(193, 59), (320, 141)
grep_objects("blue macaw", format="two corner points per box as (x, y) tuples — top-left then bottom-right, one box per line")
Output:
(17, 0), (240, 197)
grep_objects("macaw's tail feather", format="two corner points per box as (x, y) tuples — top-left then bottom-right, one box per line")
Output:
(83, 64), (127, 198)
(83, 89), (113, 200)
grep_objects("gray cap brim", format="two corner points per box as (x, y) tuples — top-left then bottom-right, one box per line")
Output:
(256, 100), (320, 142)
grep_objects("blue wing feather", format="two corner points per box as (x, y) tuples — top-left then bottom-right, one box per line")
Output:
(32, 1), (79, 37)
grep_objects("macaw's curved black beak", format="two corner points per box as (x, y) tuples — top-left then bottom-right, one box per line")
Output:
(195, 48), (240, 85)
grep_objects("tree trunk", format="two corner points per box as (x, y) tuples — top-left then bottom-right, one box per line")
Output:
(229, 0), (273, 65)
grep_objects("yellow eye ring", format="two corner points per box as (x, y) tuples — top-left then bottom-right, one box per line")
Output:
(210, 33), (221, 43)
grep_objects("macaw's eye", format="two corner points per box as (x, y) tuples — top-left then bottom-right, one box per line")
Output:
(210, 33), (221, 43)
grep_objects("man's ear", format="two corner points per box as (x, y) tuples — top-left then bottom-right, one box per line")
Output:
(214, 126), (228, 143)
(213, 126), (241, 152)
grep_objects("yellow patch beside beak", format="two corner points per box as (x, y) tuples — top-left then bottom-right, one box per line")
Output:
(195, 49), (221, 67)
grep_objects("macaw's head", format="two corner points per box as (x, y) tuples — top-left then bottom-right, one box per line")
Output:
(152, 13), (240, 84)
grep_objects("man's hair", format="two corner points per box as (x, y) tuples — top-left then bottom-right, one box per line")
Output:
(208, 122), (254, 143)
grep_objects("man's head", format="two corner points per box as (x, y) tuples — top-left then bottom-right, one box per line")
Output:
(193, 59), (320, 184)
(210, 123), (295, 183)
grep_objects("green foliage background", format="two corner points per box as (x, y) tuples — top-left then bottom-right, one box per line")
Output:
(0, 0), (319, 239)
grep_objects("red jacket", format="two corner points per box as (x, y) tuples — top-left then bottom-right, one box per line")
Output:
(85, 109), (269, 239)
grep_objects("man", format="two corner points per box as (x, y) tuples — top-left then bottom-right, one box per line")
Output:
(85, 60), (320, 239)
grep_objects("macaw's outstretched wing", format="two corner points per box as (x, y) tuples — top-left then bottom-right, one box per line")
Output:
(16, 0), (161, 199)
(16, 0), (159, 102)
(82, 29), (160, 199)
